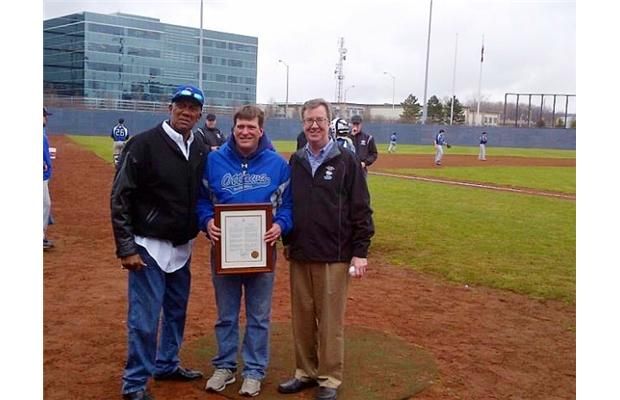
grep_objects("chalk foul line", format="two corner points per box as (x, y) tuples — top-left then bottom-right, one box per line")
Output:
(370, 171), (575, 200)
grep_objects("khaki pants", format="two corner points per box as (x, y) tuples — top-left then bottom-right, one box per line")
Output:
(289, 261), (350, 389)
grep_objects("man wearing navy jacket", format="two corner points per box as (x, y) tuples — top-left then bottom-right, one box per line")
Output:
(279, 98), (374, 400)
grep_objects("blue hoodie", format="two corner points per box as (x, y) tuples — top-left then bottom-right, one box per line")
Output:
(196, 134), (293, 235)
(44, 127), (52, 181)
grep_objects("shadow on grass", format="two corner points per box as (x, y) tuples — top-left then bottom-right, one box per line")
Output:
(179, 322), (438, 400)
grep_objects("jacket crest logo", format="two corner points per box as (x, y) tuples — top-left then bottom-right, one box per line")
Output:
(323, 166), (334, 181)
(221, 172), (271, 194)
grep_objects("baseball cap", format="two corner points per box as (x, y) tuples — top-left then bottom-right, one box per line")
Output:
(171, 85), (204, 107)
(43, 107), (53, 116)
(206, 113), (216, 121)
(350, 115), (362, 124)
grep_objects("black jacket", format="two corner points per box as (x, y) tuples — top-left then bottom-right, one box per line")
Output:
(295, 131), (307, 150)
(111, 123), (206, 258)
(284, 143), (374, 262)
(351, 130), (378, 169)
(197, 126), (226, 149)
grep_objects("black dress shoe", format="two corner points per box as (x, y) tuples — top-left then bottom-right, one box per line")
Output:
(315, 386), (337, 400)
(153, 366), (203, 381)
(277, 377), (318, 394)
(122, 390), (154, 400)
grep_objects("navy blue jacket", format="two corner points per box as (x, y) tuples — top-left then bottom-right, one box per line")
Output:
(284, 144), (374, 262)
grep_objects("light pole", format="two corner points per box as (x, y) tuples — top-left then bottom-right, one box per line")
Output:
(278, 59), (289, 118)
(344, 85), (355, 103)
(421, 0), (433, 124)
(344, 85), (355, 118)
(198, 0), (204, 94)
(383, 72), (395, 110)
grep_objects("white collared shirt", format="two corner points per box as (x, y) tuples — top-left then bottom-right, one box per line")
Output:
(162, 120), (194, 160)
(134, 236), (194, 273)
(134, 121), (196, 273)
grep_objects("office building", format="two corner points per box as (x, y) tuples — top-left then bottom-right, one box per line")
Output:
(44, 11), (257, 107)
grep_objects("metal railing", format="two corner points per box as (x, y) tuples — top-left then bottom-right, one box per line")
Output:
(43, 95), (235, 115)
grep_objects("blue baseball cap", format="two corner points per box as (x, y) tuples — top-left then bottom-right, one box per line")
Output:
(171, 85), (204, 107)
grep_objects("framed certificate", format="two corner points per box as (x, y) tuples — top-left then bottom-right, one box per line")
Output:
(214, 203), (274, 274)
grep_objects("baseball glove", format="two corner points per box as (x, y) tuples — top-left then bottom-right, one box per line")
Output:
(446, 144), (452, 149)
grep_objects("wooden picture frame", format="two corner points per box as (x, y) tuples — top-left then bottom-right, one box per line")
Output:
(214, 203), (274, 274)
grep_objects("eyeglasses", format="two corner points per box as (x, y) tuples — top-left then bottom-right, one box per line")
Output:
(303, 117), (328, 126)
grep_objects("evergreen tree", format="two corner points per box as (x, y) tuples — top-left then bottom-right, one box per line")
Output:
(444, 96), (466, 124)
(426, 95), (444, 124)
(399, 94), (422, 123)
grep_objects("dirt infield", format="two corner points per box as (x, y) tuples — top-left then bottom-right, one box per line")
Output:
(44, 136), (575, 399)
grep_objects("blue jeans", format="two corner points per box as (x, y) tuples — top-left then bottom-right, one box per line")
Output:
(210, 251), (275, 380)
(121, 245), (191, 395)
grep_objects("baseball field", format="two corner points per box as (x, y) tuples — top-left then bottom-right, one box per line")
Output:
(44, 135), (575, 399)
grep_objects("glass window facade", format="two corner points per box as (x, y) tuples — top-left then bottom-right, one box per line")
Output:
(44, 11), (257, 107)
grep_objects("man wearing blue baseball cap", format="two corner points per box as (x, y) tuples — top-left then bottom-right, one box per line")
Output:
(111, 85), (206, 400)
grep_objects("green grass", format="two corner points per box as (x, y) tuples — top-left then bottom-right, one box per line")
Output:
(183, 323), (437, 399)
(68, 135), (575, 302)
(384, 166), (576, 194)
(68, 135), (114, 163)
(70, 135), (576, 160)
(368, 175), (575, 303)
(370, 143), (576, 158)
(274, 140), (575, 157)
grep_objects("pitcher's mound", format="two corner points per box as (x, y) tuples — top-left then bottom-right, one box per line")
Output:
(180, 322), (438, 399)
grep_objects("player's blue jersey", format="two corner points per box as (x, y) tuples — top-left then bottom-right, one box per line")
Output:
(480, 134), (487, 144)
(435, 132), (446, 145)
(111, 124), (129, 142)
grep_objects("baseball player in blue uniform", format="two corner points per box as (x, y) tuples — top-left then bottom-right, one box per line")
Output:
(111, 118), (130, 166)
(479, 131), (488, 161)
(434, 129), (449, 166)
(44, 107), (54, 250)
(388, 132), (397, 153)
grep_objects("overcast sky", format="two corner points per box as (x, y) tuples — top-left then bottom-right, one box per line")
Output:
(43, 0), (576, 110)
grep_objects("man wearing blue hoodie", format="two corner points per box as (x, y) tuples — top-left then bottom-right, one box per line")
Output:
(43, 107), (54, 250)
(197, 105), (293, 397)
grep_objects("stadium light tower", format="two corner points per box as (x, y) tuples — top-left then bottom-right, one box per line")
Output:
(344, 85), (355, 103)
(278, 59), (289, 117)
(383, 71), (396, 110)
(198, 0), (204, 93)
(421, 0), (434, 124)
